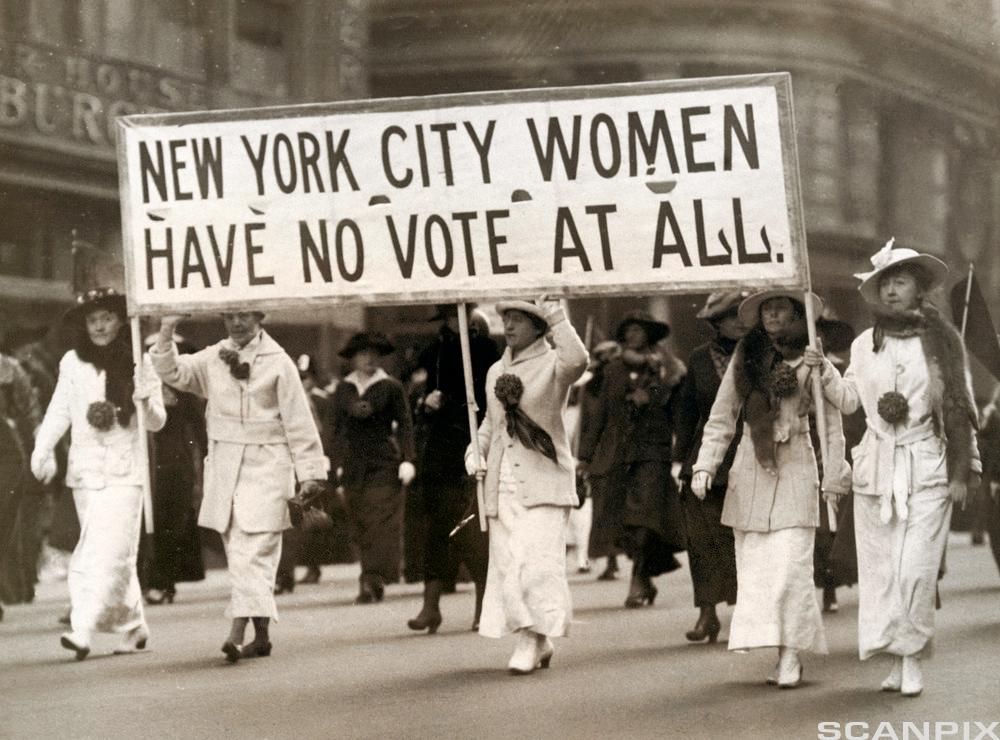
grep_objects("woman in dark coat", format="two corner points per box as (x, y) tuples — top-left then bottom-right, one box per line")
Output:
(674, 292), (747, 642)
(141, 338), (207, 604)
(330, 331), (416, 604)
(407, 305), (498, 633)
(578, 311), (687, 608)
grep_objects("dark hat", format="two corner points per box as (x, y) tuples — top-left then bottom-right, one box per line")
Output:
(696, 291), (751, 321)
(615, 311), (670, 344)
(816, 318), (856, 354)
(339, 331), (395, 359)
(66, 287), (128, 323)
(428, 303), (479, 322)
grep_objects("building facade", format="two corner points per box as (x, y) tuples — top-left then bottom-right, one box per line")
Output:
(3, 1), (999, 384)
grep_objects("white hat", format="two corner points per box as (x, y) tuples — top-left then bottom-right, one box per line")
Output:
(495, 300), (549, 325)
(737, 289), (824, 328)
(855, 238), (948, 304)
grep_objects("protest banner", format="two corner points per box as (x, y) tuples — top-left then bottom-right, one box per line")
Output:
(116, 72), (809, 316)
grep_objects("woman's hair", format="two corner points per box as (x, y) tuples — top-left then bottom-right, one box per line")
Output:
(878, 263), (933, 293)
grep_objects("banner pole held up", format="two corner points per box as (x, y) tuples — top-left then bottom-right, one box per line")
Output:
(129, 317), (155, 534)
(457, 304), (488, 532)
(803, 289), (836, 531)
(961, 263), (974, 339)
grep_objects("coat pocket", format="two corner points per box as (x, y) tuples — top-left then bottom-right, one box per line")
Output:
(850, 442), (872, 495)
(914, 438), (948, 489)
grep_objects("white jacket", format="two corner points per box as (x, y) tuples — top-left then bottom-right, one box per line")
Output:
(34, 351), (166, 490)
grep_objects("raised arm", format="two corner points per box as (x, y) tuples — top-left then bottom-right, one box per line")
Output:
(149, 317), (210, 398)
(545, 307), (589, 387)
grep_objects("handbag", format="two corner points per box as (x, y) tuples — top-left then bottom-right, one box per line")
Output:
(287, 485), (334, 532)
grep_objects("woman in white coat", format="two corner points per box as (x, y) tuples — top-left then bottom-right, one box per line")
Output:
(466, 298), (588, 674)
(31, 288), (165, 660)
(805, 241), (981, 696)
(152, 312), (327, 662)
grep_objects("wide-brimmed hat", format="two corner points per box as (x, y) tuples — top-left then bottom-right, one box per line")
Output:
(66, 287), (127, 323)
(495, 301), (550, 327)
(615, 311), (670, 344)
(696, 291), (750, 321)
(855, 238), (949, 304)
(339, 331), (395, 358)
(737, 289), (824, 328)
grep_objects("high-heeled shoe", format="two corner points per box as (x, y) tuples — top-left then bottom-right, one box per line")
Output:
(508, 631), (541, 675)
(274, 574), (295, 595)
(144, 588), (175, 605)
(60, 632), (90, 661)
(624, 579), (657, 608)
(685, 608), (721, 643)
(407, 611), (443, 634)
(221, 641), (242, 664)
(114, 624), (150, 654)
(240, 640), (273, 658)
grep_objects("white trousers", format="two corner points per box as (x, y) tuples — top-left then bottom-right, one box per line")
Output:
(222, 520), (282, 620)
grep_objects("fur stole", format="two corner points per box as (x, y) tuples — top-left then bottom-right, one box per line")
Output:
(731, 319), (809, 469)
(74, 329), (136, 426)
(873, 304), (977, 484)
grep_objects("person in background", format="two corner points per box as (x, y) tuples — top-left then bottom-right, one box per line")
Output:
(578, 340), (622, 581)
(578, 311), (687, 609)
(466, 297), (587, 674)
(977, 386), (1000, 576)
(805, 240), (981, 697)
(139, 334), (206, 605)
(693, 289), (850, 688)
(407, 304), (497, 634)
(674, 291), (748, 644)
(151, 312), (327, 663)
(0, 336), (42, 621)
(564, 374), (593, 574)
(31, 287), (165, 659)
(330, 331), (416, 604)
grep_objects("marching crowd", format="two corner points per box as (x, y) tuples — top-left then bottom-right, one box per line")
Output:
(3, 240), (1000, 696)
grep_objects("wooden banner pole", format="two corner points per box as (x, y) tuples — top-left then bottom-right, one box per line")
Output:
(457, 304), (488, 532)
(130, 317), (154, 534)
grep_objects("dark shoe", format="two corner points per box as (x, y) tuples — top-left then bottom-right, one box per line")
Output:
(274, 574), (295, 595)
(60, 633), (90, 661)
(144, 588), (175, 605)
(114, 624), (150, 654)
(355, 575), (384, 604)
(407, 611), (443, 634)
(597, 556), (619, 581)
(822, 586), (839, 613)
(58, 608), (71, 626)
(471, 619), (480, 632)
(240, 640), (273, 658)
(298, 566), (321, 585)
(624, 577), (657, 608)
(685, 608), (721, 643)
(221, 641), (242, 664)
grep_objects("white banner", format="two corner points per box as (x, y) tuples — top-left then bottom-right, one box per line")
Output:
(116, 73), (808, 315)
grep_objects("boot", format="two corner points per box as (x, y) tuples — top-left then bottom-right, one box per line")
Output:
(685, 606), (721, 643)
(407, 580), (444, 633)
(624, 560), (656, 608)
(597, 554), (619, 581)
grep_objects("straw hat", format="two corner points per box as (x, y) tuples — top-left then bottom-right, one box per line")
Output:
(695, 291), (750, 321)
(495, 300), (550, 326)
(737, 289), (824, 328)
(854, 238), (948, 304)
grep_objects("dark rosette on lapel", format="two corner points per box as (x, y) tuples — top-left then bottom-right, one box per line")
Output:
(769, 364), (799, 399)
(494, 373), (557, 464)
(877, 391), (909, 425)
(219, 348), (251, 380)
(86, 400), (118, 431)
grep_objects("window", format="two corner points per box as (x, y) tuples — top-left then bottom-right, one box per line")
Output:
(232, 0), (292, 97)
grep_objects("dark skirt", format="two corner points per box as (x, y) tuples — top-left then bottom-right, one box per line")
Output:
(614, 460), (686, 577)
(141, 472), (204, 590)
(586, 474), (622, 559)
(346, 479), (404, 583)
(421, 475), (487, 584)
(681, 483), (737, 607)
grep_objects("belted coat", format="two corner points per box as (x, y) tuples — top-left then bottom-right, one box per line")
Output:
(467, 309), (588, 515)
(150, 331), (327, 534)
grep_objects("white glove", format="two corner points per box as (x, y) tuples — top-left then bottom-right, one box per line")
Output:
(423, 390), (443, 411)
(31, 447), (57, 484)
(132, 364), (156, 401)
(398, 461), (416, 486)
(691, 470), (712, 500)
(465, 452), (486, 477)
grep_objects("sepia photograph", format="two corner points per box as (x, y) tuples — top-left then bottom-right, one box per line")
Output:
(1, 2), (999, 738)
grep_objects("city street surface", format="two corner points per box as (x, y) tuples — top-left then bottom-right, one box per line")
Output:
(2, 538), (998, 740)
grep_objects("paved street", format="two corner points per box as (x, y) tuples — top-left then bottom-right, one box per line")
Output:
(2, 537), (998, 740)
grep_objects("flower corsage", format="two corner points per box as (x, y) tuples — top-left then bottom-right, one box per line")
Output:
(219, 348), (251, 380)
(877, 391), (909, 425)
(86, 401), (118, 431)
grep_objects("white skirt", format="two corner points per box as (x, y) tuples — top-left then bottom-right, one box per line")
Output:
(479, 454), (572, 638)
(222, 519), (282, 620)
(69, 486), (145, 636)
(855, 488), (951, 660)
(729, 526), (827, 653)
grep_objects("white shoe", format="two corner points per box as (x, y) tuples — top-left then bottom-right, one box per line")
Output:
(60, 632), (90, 661)
(777, 649), (802, 689)
(881, 657), (902, 692)
(114, 624), (150, 654)
(508, 631), (541, 675)
(901, 655), (923, 697)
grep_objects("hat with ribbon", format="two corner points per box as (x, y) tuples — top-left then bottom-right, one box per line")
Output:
(854, 238), (948, 304)
(339, 331), (395, 359)
(696, 291), (751, 321)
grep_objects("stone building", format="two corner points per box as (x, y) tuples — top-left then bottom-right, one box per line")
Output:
(2, 1), (999, 385)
